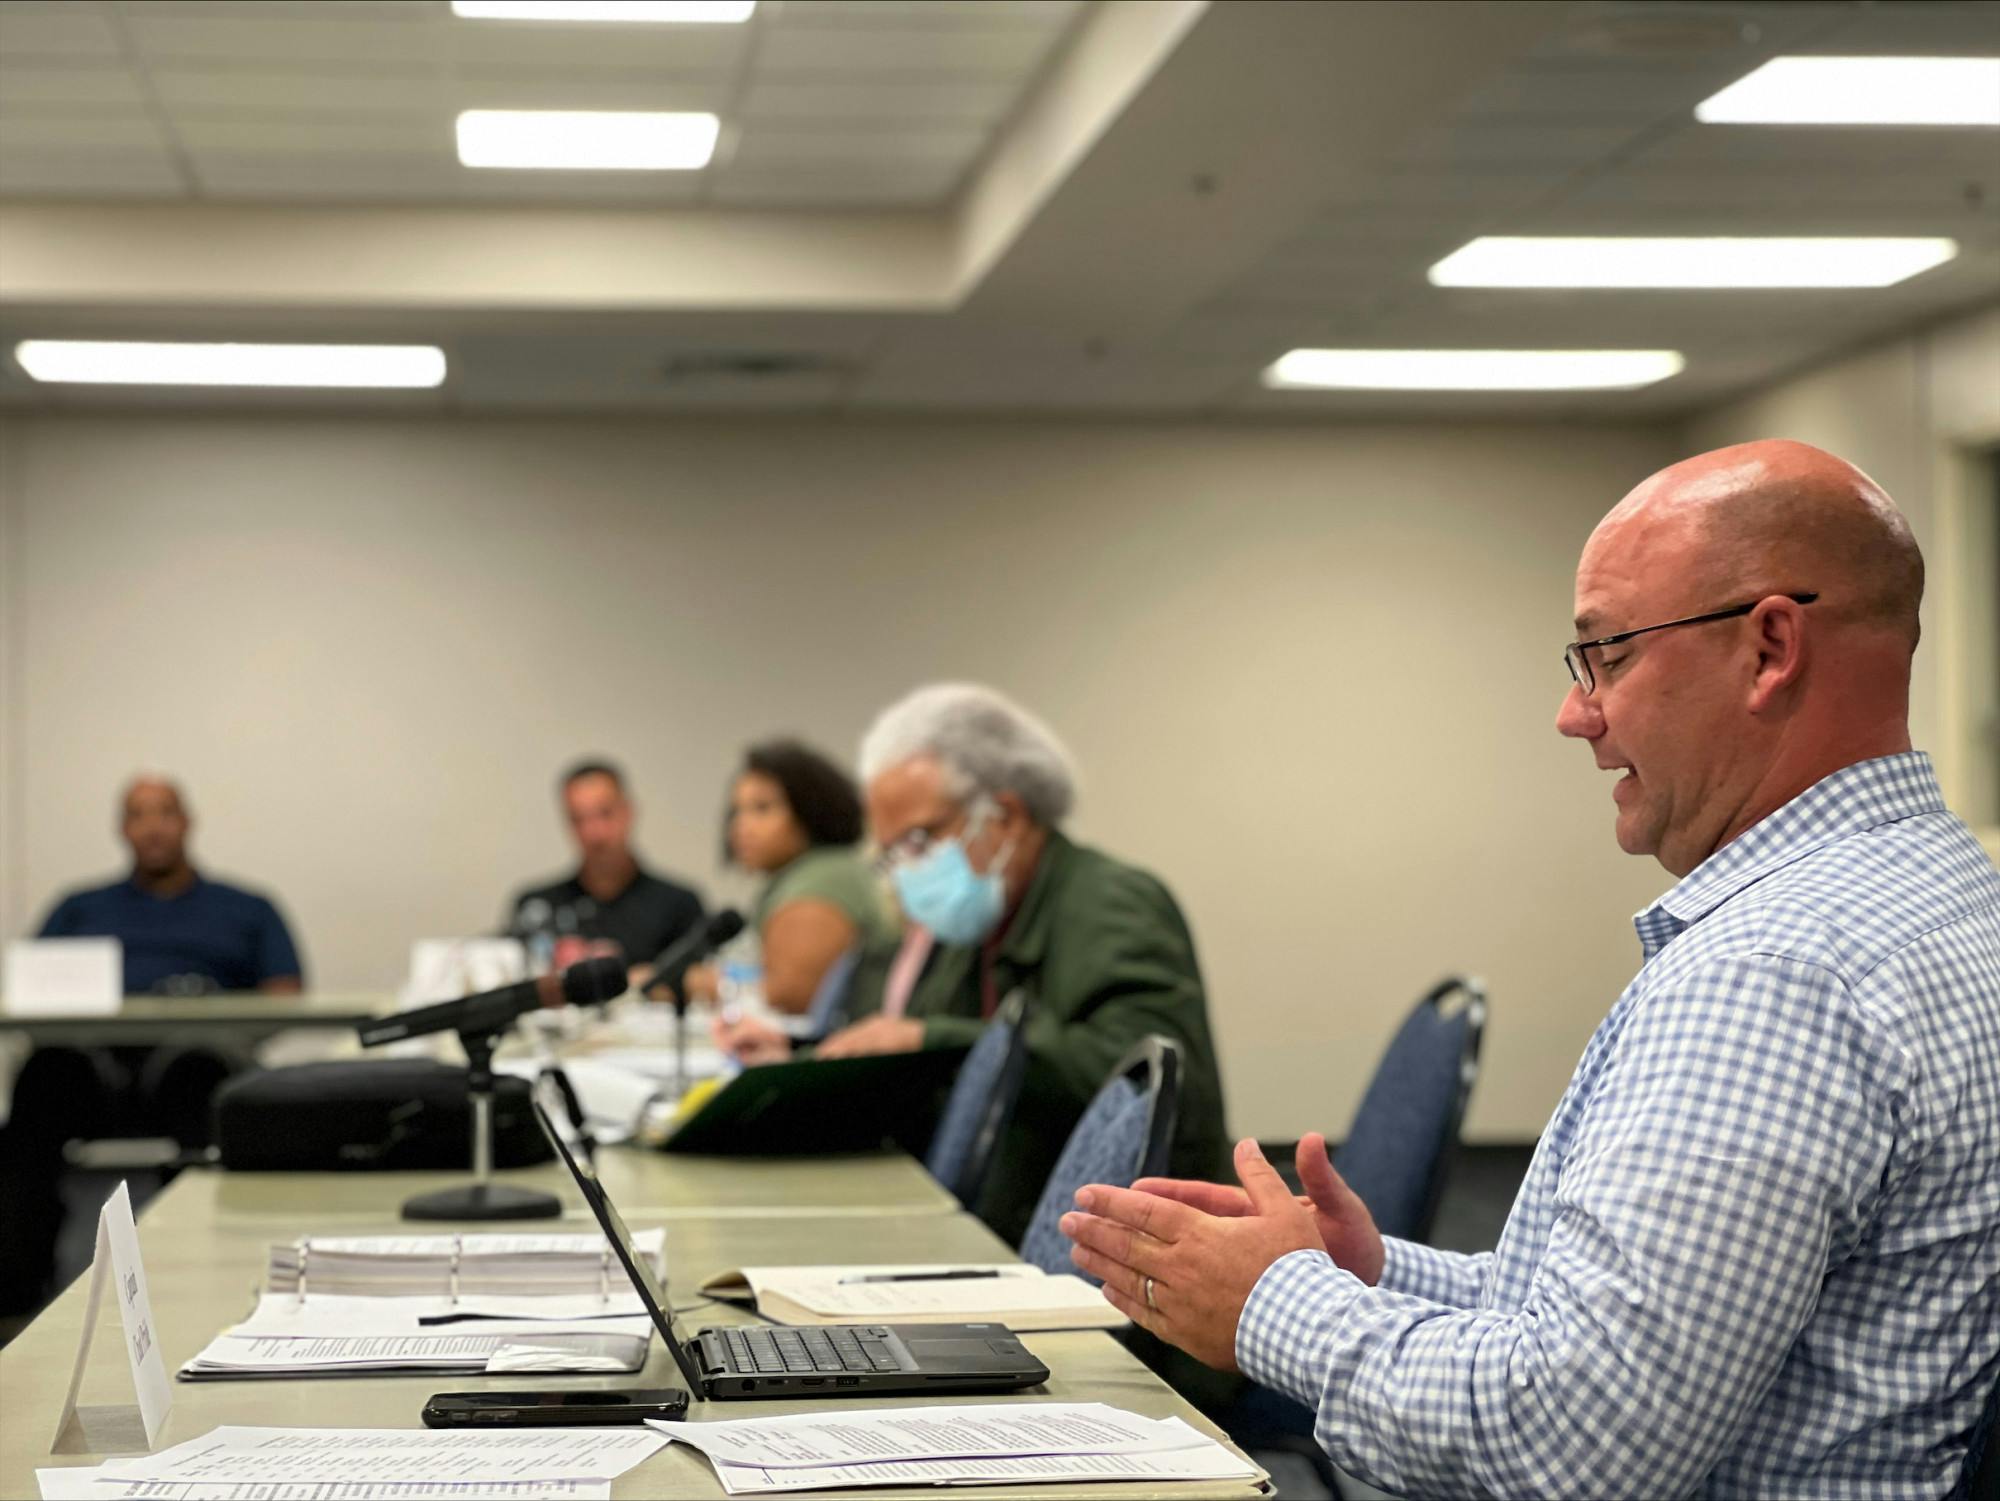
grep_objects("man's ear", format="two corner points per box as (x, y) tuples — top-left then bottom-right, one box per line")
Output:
(1746, 594), (1808, 713)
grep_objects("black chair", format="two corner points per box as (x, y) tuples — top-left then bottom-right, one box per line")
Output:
(1332, 975), (1488, 1243)
(1959, 1357), (2000, 1501)
(1017, 1036), (1181, 1276)
(923, 989), (1032, 1207)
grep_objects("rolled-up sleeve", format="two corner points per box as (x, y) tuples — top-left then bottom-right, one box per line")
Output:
(1232, 954), (1895, 1500)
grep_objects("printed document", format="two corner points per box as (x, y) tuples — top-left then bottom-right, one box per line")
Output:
(647, 1403), (1261, 1494)
(90, 1426), (665, 1486)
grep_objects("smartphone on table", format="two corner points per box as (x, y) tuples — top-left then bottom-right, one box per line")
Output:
(422, 1388), (689, 1427)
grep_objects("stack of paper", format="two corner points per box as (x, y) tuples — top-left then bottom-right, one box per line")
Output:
(267, 1231), (664, 1299)
(181, 1293), (653, 1379)
(649, 1402), (1263, 1494)
(699, 1263), (1126, 1332)
(38, 1424), (668, 1501)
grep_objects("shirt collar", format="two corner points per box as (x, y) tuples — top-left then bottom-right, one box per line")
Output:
(1633, 751), (1944, 956)
(991, 828), (1073, 968)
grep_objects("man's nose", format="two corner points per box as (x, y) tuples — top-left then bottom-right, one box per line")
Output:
(1556, 682), (1603, 740)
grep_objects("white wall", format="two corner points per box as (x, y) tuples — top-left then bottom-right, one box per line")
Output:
(1683, 303), (2000, 801)
(0, 411), (1679, 1140)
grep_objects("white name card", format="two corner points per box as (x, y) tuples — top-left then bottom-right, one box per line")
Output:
(3, 938), (122, 1017)
(52, 1181), (171, 1454)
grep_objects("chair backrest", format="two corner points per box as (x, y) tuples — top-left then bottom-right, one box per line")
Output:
(1018, 1036), (1182, 1276)
(1957, 1356), (2000, 1501)
(924, 989), (1033, 1206)
(1331, 975), (1487, 1244)
(801, 946), (862, 1038)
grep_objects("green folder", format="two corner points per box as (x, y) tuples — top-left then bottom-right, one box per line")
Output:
(655, 1045), (970, 1157)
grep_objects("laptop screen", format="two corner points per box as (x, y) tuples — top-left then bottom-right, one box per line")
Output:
(531, 1098), (706, 1391)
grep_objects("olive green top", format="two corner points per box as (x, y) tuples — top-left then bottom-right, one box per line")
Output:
(754, 847), (899, 957)
(884, 830), (1232, 1244)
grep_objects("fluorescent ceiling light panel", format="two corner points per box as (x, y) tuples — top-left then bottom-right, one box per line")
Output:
(1429, 236), (1959, 289)
(1263, 350), (1685, 392)
(451, 2), (755, 20)
(456, 110), (718, 169)
(1696, 56), (2000, 126)
(14, 341), (447, 388)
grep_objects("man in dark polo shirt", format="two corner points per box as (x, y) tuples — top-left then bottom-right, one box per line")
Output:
(506, 760), (704, 971)
(39, 777), (302, 994)
(2, 775), (304, 1319)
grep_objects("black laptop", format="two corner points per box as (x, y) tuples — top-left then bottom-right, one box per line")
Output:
(532, 1099), (1049, 1401)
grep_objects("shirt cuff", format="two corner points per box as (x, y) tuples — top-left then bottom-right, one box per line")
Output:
(1236, 1248), (1365, 1411)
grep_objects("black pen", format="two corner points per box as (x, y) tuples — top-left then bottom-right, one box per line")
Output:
(837, 1270), (1006, 1285)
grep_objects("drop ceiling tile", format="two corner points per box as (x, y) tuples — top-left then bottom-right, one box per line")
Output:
(709, 164), (961, 206)
(126, 14), (444, 65)
(742, 79), (1019, 124)
(0, 144), (181, 193)
(448, 23), (747, 75)
(150, 67), (445, 115)
(764, 1), (1081, 26)
(1801, 5), (2000, 55)
(123, 2), (436, 19)
(756, 26), (1062, 76)
(730, 124), (987, 168)
(0, 112), (164, 148)
(0, 3), (121, 59)
(0, 62), (146, 110)
(177, 117), (454, 155)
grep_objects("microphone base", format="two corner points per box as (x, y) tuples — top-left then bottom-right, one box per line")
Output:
(400, 1183), (563, 1222)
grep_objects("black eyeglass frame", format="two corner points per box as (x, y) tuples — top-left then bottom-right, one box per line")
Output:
(1564, 592), (1818, 693)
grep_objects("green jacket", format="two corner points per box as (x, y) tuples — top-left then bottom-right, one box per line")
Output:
(895, 830), (1231, 1244)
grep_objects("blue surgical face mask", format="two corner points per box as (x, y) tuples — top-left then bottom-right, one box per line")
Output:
(892, 804), (1014, 946)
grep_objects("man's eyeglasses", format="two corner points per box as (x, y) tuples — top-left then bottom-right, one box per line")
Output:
(1563, 592), (1818, 695)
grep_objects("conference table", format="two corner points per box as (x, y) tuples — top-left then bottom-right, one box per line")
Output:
(0, 992), (392, 1049)
(1, 1148), (1269, 1499)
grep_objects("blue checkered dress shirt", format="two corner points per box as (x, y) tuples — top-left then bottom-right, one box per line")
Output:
(1238, 752), (2000, 1499)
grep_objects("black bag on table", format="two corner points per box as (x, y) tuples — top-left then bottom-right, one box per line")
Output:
(212, 1059), (556, 1171)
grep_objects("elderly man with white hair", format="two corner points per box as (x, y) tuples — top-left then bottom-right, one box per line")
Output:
(717, 683), (1231, 1244)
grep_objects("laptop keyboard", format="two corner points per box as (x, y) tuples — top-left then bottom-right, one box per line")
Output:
(724, 1324), (902, 1376)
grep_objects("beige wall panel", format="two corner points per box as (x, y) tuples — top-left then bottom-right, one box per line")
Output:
(2, 412), (1678, 1140)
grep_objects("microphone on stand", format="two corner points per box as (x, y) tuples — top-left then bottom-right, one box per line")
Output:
(640, 910), (745, 1011)
(355, 955), (627, 1222)
(358, 955), (628, 1048)
(638, 910), (745, 1106)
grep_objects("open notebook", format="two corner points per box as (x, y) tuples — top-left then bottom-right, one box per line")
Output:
(698, 1263), (1126, 1332)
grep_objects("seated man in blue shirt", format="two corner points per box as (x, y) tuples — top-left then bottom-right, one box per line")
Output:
(1063, 440), (2000, 1499)
(40, 776), (303, 994)
(1, 776), (304, 1318)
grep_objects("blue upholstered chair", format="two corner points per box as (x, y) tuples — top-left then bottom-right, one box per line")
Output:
(1018, 1036), (1181, 1277)
(1223, 976), (1488, 1496)
(924, 989), (1032, 1208)
(1332, 975), (1488, 1243)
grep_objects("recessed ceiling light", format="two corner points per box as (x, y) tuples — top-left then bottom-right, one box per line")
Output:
(456, 110), (719, 170)
(451, 1), (755, 20)
(1696, 56), (2000, 126)
(1262, 349), (1685, 392)
(14, 341), (447, 388)
(1429, 236), (1960, 289)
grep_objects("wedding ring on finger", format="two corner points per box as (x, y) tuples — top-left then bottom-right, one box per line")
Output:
(1144, 1275), (1158, 1312)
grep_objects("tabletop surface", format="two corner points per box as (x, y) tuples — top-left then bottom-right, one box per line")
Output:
(0, 991), (393, 1040)
(0, 1150), (1267, 1500)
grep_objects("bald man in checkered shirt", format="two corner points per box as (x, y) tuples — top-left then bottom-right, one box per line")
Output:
(1064, 440), (2000, 1500)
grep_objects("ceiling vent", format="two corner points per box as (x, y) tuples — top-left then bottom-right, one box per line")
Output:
(1564, 6), (1758, 57)
(658, 351), (857, 383)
